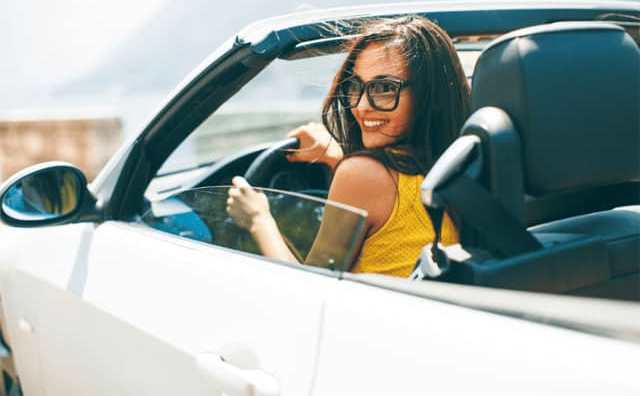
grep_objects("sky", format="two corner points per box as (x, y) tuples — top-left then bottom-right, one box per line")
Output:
(1, 0), (166, 102)
(4, 0), (636, 121)
(0, 0), (395, 121)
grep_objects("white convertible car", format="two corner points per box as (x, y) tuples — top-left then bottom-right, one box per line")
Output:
(1, 2), (639, 395)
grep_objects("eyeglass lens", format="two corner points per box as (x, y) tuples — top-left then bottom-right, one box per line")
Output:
(340, 78), (401, 111)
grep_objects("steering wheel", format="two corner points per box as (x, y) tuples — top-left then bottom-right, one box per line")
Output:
(244, 137), (300, 188)
(243, 137), (331, 196)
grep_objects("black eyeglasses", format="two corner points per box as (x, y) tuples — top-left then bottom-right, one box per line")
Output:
(338, 76), (410, 111)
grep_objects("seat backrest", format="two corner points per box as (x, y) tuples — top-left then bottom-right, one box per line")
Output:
(469, 22), (640, 224)
(426, 22), (640, 300)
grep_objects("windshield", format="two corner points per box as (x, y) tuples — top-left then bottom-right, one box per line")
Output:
(141, 186), (367, 271)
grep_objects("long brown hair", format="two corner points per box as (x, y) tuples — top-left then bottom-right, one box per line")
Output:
(322, 16), (471, 175)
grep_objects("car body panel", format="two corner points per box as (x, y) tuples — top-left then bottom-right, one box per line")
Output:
(348, 273), (640, 342)
(2, 221), (335, 395)
(313, 280), (640, 395)
(2, 220), (639, 395)
(314, 282), (640, 395)
(0, 224), (92, 395)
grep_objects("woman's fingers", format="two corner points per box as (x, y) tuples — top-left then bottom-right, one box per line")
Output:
(226, 176), (272, 231)
(286, 123), (313, 139)
(286, 126), (317, 162)
(231, 176), (253, 193)
(228, 176), (264, 210)
(228, 187), (240, 198)
(232, 175), (250, 187)
(285, 123), (330, 163)
(286, 127), (300, 139)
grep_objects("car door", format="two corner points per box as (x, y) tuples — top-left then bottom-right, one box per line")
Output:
(37, 221), (330, 396)
(311, 275), (640, 395)
(1, 187), (366, 396)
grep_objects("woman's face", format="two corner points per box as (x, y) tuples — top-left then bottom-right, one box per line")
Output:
(351, 41), (413, 149)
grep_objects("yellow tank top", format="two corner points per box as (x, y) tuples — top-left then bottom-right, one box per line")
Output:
(354, 173), (459, 277)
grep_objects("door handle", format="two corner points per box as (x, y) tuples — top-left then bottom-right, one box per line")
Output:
(197, 353), (280, 396)
(17, 319), (34, 334)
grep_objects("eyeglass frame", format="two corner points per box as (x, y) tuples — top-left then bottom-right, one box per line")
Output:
(338, 76), (411, 112)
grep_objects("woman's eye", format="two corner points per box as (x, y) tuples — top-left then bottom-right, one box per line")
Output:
(373, 82), (395, 94)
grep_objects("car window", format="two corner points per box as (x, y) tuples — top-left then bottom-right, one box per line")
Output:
(157, 54), (346, 176)
(140, 187), (367, 271)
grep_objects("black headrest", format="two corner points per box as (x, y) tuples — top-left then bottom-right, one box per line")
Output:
(472, 22), (640, 196)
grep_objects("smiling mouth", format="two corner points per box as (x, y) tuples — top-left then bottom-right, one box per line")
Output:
(362, 119), (388, 130)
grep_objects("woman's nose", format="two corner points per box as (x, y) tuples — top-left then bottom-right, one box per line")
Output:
(356, 93), (374, 112)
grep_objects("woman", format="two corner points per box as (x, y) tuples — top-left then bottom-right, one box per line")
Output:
(227, 16), (471, 277)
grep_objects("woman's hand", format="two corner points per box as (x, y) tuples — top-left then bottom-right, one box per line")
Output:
(226, 176), (273, 232)
(226, 176), (299, 263)
(286, 122), (343, 171)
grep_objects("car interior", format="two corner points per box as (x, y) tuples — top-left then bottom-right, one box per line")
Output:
(139, 15), (639, 302)
(420, 22), (640, 302)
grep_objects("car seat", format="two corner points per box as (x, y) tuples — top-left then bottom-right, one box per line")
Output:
(418, 22), (640, 301)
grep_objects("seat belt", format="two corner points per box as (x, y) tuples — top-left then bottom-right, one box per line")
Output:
(413, 174), (543, 280)
(436, 175), (542, 258)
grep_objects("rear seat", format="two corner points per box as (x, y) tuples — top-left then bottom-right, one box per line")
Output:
(531, 207), (640, 300)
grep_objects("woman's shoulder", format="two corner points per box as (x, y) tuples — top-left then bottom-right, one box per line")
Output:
(328, 155), (398, 232)
(334, 155), (394, 182)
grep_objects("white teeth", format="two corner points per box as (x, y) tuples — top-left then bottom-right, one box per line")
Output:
(363, 120), (386, 128)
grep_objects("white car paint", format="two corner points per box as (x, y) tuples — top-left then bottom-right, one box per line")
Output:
(313, 279), (640, 395)
(2, 221), (639, 395)
(1, 221), (335, 395)
(0, 224), (92, 395)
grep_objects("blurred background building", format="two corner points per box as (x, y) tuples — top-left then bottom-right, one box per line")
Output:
(0, 116), (121, 180)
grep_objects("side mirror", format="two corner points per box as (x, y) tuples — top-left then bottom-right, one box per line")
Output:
(0, 162), (98, 227)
